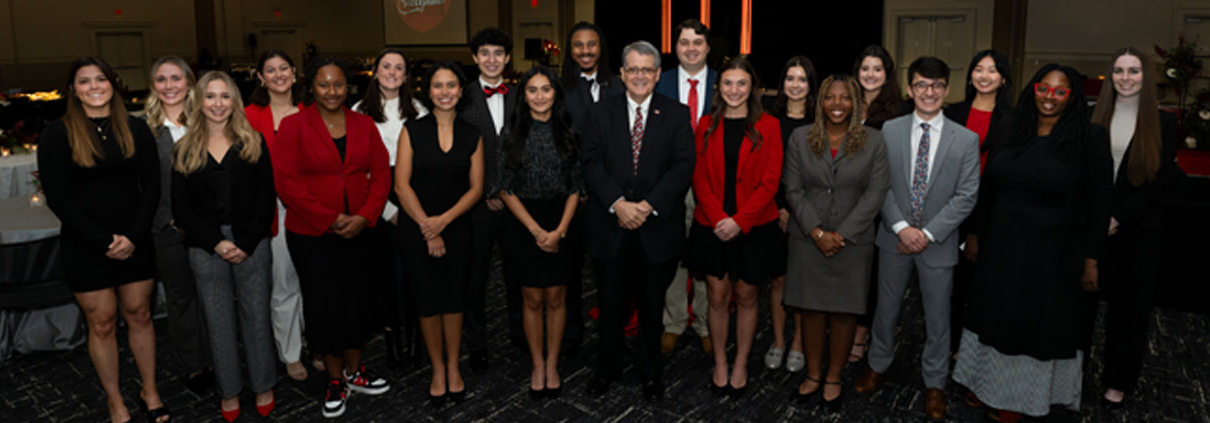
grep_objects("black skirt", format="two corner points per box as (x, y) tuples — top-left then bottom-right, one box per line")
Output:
(286, 231), (373, 355)
(685, 220), (785, 286)
(502, 197), (580, 288)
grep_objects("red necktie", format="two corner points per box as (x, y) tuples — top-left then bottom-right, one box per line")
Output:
(632, 106), (644, 174)
(484, 84), (508, 97)
(687, 78), (699, 129)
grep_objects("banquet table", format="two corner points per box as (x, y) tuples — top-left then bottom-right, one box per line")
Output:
(0, 196), (85, 367)
(0, 153), (38, 201)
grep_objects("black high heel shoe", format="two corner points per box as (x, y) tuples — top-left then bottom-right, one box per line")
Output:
(792, 376), (822, 404)
(709, 380), (728, 397)
(545, 385), (562, 399)
(529, 386), (545, 400)
(820, 380), (844, 413)
(428, 391), (447, 408)
(448, 388), (467, 404)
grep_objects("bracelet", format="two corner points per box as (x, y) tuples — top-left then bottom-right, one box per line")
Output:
(813, 229), (824, 239)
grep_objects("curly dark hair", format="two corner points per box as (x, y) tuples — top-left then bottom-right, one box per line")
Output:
(1008, 64), (1090, 161)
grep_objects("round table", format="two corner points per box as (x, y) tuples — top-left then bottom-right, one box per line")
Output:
(0, 153), (38, 201)
(0, 195), (59, 243)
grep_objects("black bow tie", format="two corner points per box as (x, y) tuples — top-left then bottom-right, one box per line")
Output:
(582, 75), (597, 84)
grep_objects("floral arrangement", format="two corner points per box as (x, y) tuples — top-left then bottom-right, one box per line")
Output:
(0, 125), (33, 155)
(30, 170), (41, 193)
(1183, 89), (1210, 149)
(1155, 35), (1202, 94)
(538, 39), (561, 67)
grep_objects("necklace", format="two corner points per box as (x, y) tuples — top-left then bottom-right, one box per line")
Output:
(93, 118), (112, 141)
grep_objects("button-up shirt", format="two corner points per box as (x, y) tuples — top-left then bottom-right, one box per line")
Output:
(480, 77), (505, 135)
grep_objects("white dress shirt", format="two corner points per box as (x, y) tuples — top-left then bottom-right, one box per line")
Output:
(352, 96), (430, 220)
(480, 77), (506, 135)
(610, 93), (656, 215)
(582, 70), (600, 103)
(891, 111), (945, 241)
(163, 118), (186, 143)
(677, 66), (708, 119)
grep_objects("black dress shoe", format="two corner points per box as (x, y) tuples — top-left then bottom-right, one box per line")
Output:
(709, 381), (727, 397)
(448, 388), (467, 404)
(585, 375), (612, 397)
(641, 379), (664, 402)
(546, 385), (562, 399)
(792, 376), (821, 404)
(469, 349), (489, 373)
(529, 386), (545, 400)
(727, 384), (747, 398)
(820, 381), (844, 414)
(428, 392), (447, 408)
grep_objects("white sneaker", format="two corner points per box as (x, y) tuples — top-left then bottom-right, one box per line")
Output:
(322, 379), (347, 418)
(785, 350), (806, 373)
(344, 366), (391, 395)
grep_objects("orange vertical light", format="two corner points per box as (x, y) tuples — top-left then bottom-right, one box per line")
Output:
(700, 0), (710, 28)
(740, 0), (752, 54)
(661, 0), (672, 53)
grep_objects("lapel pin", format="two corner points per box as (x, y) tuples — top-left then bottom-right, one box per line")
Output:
(653, 108), (660, 115)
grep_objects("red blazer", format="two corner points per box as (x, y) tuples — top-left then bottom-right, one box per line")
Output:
(692, 113), (783, 233)
(272, 104), (391, 236)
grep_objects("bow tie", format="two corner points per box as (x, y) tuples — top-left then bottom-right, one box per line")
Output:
(581, 75), (596, 84)
(483, 84), (508, 97)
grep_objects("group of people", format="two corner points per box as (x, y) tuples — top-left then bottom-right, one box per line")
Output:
(35, 17), (1179, 423)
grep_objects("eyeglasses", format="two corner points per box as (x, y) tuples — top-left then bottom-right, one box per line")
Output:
(911, 81), (947, 92)
(623, 66), (658, 75)
(1033, 82), (1072, 100)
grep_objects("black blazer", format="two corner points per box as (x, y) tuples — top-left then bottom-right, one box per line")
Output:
(944, 100), (1015, 158)
(1110, 111), (1183, 227)
(172, 138), (276, 254)
(565, 74), (624, 130)
(461, 80), (515, 196)
(580, 93), (696, 262)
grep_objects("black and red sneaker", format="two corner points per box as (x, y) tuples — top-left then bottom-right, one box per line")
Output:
(322, 379), (348, 418)
(344, 365), (391, 395)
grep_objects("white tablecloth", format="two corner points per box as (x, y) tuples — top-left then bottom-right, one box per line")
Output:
(0, 196), (59, 244)
(0, 153), (38, 201)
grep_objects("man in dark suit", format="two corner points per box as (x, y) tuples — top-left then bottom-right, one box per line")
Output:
(581, 40), (695, 402)
(853, 57), (980, 421)
(558, 21), (623, 358)
(459, 27), (518, 373)
(562, 21), (625, 129)
(652, 18), (717, 357)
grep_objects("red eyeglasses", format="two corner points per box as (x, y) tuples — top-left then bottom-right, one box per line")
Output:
(1033, 82), (1072, 100)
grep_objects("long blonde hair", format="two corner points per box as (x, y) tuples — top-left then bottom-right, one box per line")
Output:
(807, 75), (867, 156)
(173, 71), (263, 174)
(144, 56), (195, 131)
(63, 57), (135, 167)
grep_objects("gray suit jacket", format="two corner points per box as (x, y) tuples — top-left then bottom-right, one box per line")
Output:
(784, 125), (889, 245)
(875, 113), (980, 267)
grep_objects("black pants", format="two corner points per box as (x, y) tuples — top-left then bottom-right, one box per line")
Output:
(564, 213), (586, 346)
(467, 203), (522, 351)
(594, 233), (677, 380)
(1102, 219), (1161, 392)
(951, 230), (975, 353)
(287, 231), (373, 356)
(152, 228), (211, 374)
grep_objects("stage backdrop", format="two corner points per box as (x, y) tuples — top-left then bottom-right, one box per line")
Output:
(383, 0), (468, 45)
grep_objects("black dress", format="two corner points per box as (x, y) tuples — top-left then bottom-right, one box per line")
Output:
(399, 115), (479, 317)
(496, 120), (584, 287)
(37, 117), (159, 292)
(964, 127), (1112, 360)
(685, 118), (783, 286)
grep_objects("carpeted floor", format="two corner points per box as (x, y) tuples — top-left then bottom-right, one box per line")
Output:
(2, 256), (1207, 423)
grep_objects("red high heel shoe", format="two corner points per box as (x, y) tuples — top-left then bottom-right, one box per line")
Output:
(256, 399), (275, 417)
(221, 404), (240, 422)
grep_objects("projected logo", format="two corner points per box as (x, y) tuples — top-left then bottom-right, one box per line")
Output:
(396, 0), (450, 33)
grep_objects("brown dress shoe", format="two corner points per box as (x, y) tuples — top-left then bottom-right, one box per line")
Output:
(925, 388), (947, 420)
(700, 335), (713, 356)
(661, 332), (677, 354)
(853, 366), (883, 395)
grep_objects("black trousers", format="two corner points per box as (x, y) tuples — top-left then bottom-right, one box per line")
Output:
(287, 231), (373, 356)
(594, 233), (677, 380)
(1102, 218), (1161, 392)
(152, 228), (211, 373)
(564, 213), (585, 346)
(467, 203), (522, 351)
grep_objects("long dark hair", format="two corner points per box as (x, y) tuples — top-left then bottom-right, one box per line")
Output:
(560, 22), (613, 90)
(356, 48), (419, 123)
(770, 55), (818, 119)
(1091, 47), (1161, 186)
(853, 45), (903, 125)
(63, 56), (135, 167)
(703, 56), (763, 151)
(1009, 64), (1090, 160)
(502, 66), (579, 186)
(248, 49), (303, 107)
(963, 49), (1013, 111)
(301, 57), (352, 107)
(421, 62), (468, 111)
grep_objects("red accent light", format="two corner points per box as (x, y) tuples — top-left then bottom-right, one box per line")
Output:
(274, 9), (282, 17)
(531, 0), (538, 7)
(114, 9), (122, 16)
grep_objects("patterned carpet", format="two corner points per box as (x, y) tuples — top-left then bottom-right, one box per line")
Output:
(2, 257), (1207, 423)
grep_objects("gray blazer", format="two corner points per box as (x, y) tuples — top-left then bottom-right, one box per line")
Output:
(150, 122), (176, 234)
(784, 125), (889, 245)
(875, 113), (980, 267)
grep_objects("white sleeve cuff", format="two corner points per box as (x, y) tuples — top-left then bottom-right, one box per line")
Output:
(922, 228), (936, 242)
(891, 220), (910, 234)
(609, 197), (624, 214)
(381, 202), (399, 222)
